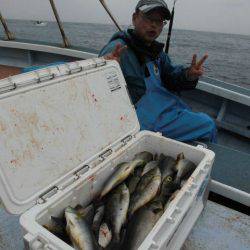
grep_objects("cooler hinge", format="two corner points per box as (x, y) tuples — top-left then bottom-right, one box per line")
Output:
(65, 58), (107, 75)
(37, 186), (59, 204)
(0, 72), (55, 94)
(121, 134), (133, 146)
(0, 58), (106, 94)
(0, 81), (16, 94)
(99, 148), (113, 162)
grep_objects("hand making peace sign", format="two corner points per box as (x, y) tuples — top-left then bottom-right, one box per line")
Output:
(186, 54), (208, 79)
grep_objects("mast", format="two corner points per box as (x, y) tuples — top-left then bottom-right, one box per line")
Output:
(0, 11), (14, 40)
(48, 0), (70, 48)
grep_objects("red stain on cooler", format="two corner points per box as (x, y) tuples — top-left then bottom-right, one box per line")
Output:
(88, 175), (95, 182)
(10, 159), (17, 165)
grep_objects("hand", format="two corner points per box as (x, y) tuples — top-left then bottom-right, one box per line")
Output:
(187, 54), (208, 79)
(103, 43), (127, 63)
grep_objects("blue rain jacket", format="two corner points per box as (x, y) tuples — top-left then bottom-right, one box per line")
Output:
(99, 29), (216, 142)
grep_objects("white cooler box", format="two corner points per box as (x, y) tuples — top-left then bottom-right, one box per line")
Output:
(0, 58), (215, 250)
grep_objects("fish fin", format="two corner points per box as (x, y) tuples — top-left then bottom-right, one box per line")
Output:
(176, 152), (185, 161)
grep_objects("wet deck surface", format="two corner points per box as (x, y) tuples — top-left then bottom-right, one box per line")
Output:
(182, 201), (250, 250)
(0, 65), (21, 80)
(1, 201), (249, 250)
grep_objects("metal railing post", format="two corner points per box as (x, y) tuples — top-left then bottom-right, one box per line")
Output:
(48, 0), (70, 48)
(0, 11), (14, 40)
(98, 0), (122, 31)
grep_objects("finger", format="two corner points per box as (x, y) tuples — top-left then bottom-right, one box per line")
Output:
(103, 54), (112, 60)
(196, 54), (208, 68)
(191, 54), (197, 66)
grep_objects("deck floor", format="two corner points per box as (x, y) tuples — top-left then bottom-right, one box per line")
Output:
(0, 65), (21, 80)
(182, 201), (250, 250)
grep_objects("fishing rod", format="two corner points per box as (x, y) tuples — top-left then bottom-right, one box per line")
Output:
(165, 0), (177, 53)
(98, 0), (122, 31)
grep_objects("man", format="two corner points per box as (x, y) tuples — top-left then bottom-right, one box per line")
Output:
(99, 0), (216, 142)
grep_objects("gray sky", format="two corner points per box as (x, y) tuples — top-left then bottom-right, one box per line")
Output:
(1, 0), (249, 35)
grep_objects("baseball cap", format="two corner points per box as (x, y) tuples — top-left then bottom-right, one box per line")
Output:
(136, 0), (171, 20)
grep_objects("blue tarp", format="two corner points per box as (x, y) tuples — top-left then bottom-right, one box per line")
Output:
(21, 61), (66, 73)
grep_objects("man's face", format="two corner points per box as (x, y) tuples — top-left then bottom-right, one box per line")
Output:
(132, 9), (166, 44)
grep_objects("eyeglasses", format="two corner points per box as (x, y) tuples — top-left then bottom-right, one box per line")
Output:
(140, 12), (168, 26)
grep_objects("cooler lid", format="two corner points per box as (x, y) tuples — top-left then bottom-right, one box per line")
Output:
(0, 58), (140, 214)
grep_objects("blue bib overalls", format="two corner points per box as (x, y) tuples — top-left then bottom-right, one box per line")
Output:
(136, 60), (217, 142)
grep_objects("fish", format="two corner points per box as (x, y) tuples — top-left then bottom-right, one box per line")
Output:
(126, 166), (144, 194)
(43, 216), (70, 244)
(92, 204), (105, 237)
(158, 175), (179, 203)
(133, 151), (153, 163)
(174, 153), (196, 185)
(98, 222), (112, 248)
(128, 167), (161, 217)
(159, 155), (176, 180)
(105, 183), (130, 242)
(75, 204), (95, 226)
(164, 189), (180, 211)
(65, 206), (95, 250)
(124, 200), (163, 250)
(100, 152), (152, 198)
(141, 160), (159, 176)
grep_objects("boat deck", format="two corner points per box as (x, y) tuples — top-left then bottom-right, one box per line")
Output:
(182, 201), (250, 250)
(0, 201), (249, 249)
(0, 65), (21, 80)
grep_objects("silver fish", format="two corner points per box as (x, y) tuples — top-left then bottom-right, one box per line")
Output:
(75, 204), (95, 226)
(92, 205), (105, 236)
(43, 216), (70, 244)
(159, 174), (179, 203)
(133, 151), (153, 163)
(100, 153), (152, 198)
(141, 160), (159, 176)
(106, 183), (130, 242)
(126, 166), (143, 194)
(65, 206), (95, 250)
(159, 155), (176, 180)
(98, 222), (112, 248)
(174, 153), (196, 185)
(124, 200), (163, 250)
(128, 167), (161, 217)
